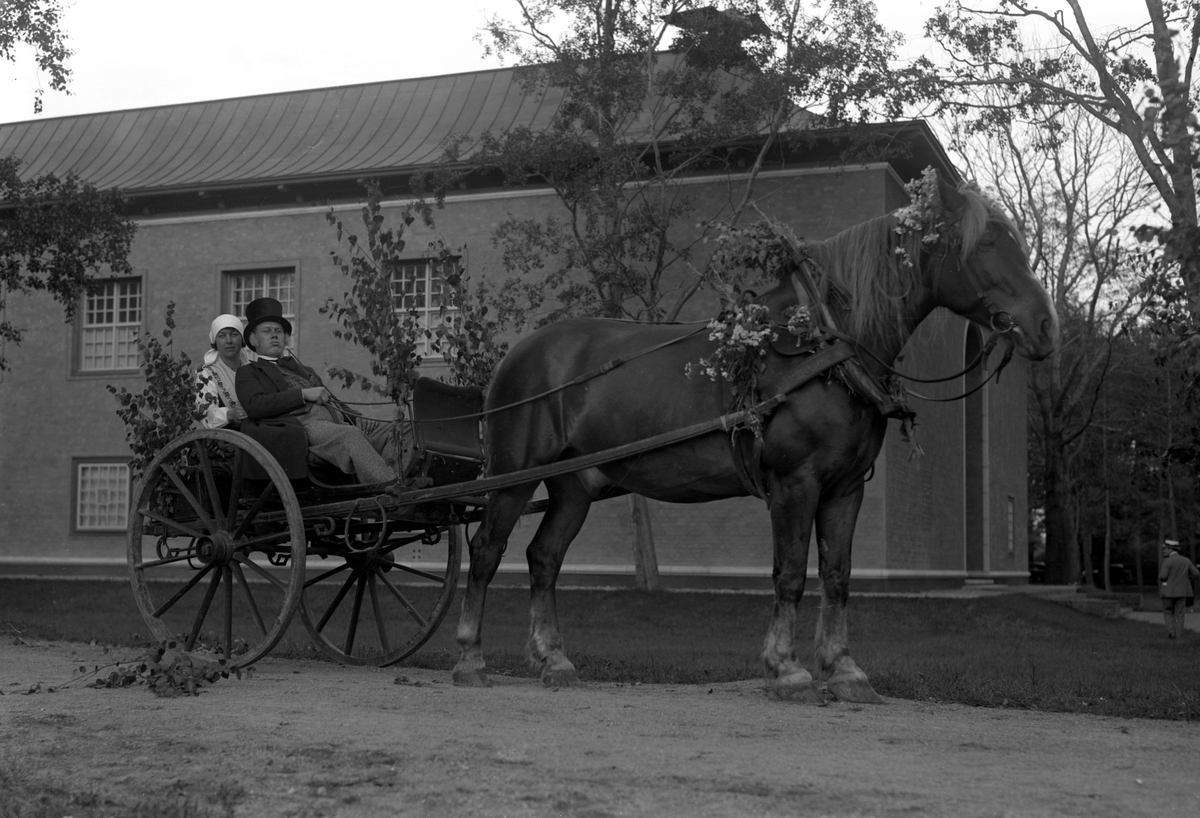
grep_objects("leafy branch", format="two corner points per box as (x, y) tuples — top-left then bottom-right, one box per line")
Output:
(324, 180), (510, 391)
(83, 640), (238, 698)
(107, 302), (205, 479)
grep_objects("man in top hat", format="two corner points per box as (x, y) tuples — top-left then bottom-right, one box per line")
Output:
(1159, 539), (1199, 640)
(234, 297), (400, 487)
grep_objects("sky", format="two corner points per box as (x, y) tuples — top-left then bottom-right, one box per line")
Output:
(0, 0), (1148, 125)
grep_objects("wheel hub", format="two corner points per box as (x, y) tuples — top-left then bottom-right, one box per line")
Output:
(346, 547), (395, 572)
(195, 531), (236, 566)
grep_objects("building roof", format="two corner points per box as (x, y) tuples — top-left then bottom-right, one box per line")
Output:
(0, 67), (566, 196)
(0, 61), (957, 215)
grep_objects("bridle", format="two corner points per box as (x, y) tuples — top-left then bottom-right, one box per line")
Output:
(929, 220), (1017, 337)
(783, 214), (1023, 406)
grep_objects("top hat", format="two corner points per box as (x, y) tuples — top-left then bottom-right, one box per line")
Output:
(243, 297), (292, 337)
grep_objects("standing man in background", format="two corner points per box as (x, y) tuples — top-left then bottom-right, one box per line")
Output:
(1159, 540), (1200, 640)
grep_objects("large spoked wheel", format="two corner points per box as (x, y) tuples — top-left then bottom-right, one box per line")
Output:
(128, 429), (306, 668)
(299, 522), (461, 666)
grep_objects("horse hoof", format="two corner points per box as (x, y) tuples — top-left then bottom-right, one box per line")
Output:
(451, 666), (490, 687)
(828, 678), (883, 704)
(769, 678), (824, 703)
(541, 667), (577, 688)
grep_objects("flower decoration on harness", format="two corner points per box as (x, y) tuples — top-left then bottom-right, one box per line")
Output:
(892, 167), (950, 269)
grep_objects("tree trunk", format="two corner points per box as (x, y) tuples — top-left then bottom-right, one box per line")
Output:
(629, 494), (660, 591)
(1080, 524), (1094, 589)
(1043, 446), (1079, 584)
(1103, 488), (1112, 591)
(1134, 530), (1144, 593)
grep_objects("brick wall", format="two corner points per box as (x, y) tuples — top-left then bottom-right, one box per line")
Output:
(0, 164), (1030, 588)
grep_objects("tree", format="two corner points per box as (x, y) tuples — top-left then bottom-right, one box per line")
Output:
(0, 156), (137, 372)
(107, 303), (206, 479)
(1, 0), (72, 114)
(948, 98), (1154, 585)
(323, 181), (510, 400)
(927, 1), (1198, 308)
(1, 2), (136, 374)
(425, 0), (928, 587)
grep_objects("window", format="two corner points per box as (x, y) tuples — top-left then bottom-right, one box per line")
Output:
(390, 259), (459, 355)
(80, 278), (141, 371)
(75, 461), (130, 531)
(224, 266), (297, 347)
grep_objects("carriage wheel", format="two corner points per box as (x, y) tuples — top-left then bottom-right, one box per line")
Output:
(299, 522), (461, 666)
(127, 429), (306, 669)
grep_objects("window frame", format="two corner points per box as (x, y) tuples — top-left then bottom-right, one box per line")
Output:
(389, 257), (461, 357)
(219, 262), (300, 352)
(73, 276), (144, 375)
(71, 457), (132, 534)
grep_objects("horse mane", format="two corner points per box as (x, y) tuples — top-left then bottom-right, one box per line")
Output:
(800, 183), (1024, 348)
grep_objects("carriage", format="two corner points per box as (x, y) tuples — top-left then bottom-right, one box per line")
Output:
(127, 171), (1059, 701)
(127, 377), (498, 668)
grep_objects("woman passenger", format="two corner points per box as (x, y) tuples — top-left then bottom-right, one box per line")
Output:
(198, 314), (255, 429)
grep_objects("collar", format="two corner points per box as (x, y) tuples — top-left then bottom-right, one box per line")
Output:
(256, 349), (292, 363)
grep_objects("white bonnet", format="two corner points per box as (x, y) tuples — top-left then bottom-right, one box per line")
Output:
(209, 314), (245, 345)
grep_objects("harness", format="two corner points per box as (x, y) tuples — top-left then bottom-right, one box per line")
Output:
(726, 225), (1022, 501)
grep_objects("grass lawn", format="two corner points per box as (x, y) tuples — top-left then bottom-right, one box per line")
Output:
(2, 579), (1198, 721)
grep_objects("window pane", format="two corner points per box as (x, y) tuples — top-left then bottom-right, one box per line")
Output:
(226, 268), (297, 346)
(77, 462), (129, 530)
(81, 279), (141, 371)
(389, 259), (458, 355)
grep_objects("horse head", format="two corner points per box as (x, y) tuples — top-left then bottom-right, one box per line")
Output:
(918, 171), (1059, 361)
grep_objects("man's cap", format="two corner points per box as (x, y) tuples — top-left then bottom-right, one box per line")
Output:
(1164, 539), (1180, 548)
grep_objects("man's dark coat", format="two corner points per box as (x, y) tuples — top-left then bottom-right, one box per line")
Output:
(234, 358), (311, 479)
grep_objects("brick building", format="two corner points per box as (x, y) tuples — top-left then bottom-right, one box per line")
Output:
(0, 64), (1031, 589)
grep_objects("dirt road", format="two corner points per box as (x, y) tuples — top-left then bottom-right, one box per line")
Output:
(1, 638), (1197, 818)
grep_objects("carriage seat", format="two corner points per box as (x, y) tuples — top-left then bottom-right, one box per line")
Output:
(406, 377), (484, 486)
(243, 377), (484, 492)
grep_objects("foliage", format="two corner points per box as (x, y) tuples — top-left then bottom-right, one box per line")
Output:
(430, 260), (510, 388)
(693, 217), (817, 424)
(0, 155), (136, 371)
(925, 3), (1200, 437)
(107, 303), (205, 479)
(423, 0), (932, 326)
(0, 0), (72, 114)
(323, 181), (433, 404)
(688, 301), (774, 386)
(324, 180), (511, 394)
(944, 79), (1157, 583)
(83, 640), (236, 697)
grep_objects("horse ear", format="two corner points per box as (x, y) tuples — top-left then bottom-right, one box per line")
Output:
(935, 170), (967, 214)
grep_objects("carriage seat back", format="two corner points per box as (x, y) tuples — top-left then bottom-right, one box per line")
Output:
(410, 374), (484, 477)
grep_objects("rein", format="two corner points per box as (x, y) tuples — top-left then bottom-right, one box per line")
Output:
(815, 324), (1016, 402)
(331, 324), (711, 420)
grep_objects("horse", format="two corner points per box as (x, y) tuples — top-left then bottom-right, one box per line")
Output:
(451, 171), (1059, 703)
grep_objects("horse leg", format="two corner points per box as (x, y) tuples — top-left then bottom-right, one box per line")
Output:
(813, 484), (882, 704)
(526, 475), (592, 687)
(761, 475), (823, 703)
(452, 482), (538, 687)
